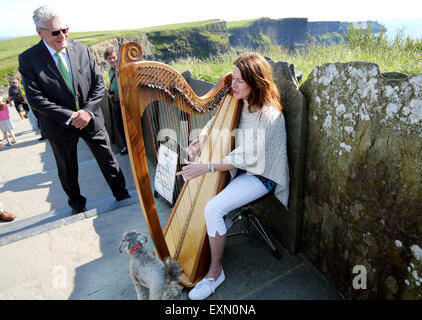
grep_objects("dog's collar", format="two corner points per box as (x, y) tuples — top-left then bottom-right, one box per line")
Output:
(130, 244), (143, 255)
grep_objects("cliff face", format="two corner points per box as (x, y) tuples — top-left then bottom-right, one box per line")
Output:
(229, 18), (385, 50)
(46, 20), (230, 76)
(307, 20), (385, 45)
(229, 18), (308, 50)
(89, 34), (154, 74)
(146, 20), (230, 62)
(89, 18), (385, 67)
(306, 21), (349, 45)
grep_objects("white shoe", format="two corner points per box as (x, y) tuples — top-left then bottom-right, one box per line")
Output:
(188, 269), (225, 300)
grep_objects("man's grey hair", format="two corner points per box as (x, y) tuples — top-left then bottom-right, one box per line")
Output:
(32, 6), (62, 28)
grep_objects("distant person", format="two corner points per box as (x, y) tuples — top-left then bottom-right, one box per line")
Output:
(15, 78), (46, 140)
(32, 106), (47, 141)
(19, 6), (131, 214)
(0, 196), (16, 222)
(104, 47), (128, 155)
(0, 97), (17, 145)
(8, 79), (30, 120)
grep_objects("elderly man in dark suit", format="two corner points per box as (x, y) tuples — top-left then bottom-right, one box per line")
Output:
(19, 6), (130, 214)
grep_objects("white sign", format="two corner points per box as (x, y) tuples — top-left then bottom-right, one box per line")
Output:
(154, 144), (178, 204)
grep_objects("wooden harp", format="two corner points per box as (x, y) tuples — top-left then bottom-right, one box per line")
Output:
(116, 42), (241, 287)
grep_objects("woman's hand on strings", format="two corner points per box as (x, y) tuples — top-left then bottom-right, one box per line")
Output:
(187, 138), (200, 160)
(187, 128), (209, 160)
(176, 159), (207, 181)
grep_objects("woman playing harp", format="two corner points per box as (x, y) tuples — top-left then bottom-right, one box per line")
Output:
(117, 41), (240, 288)
(177, 53), (289, 300)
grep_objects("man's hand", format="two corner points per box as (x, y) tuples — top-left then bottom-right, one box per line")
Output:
(71, 109), (92, 129)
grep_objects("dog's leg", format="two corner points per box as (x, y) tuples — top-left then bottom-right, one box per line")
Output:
(165, 282), (183, 300)
(149, 286), (165, 300)
(134, 284), (147, 300)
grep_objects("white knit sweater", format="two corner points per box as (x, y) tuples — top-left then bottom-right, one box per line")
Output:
(223, 100), (289, 207)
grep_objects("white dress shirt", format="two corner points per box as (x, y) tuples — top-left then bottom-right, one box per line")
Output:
(43, 40), (94, 125)
(43, 40), (73, 81)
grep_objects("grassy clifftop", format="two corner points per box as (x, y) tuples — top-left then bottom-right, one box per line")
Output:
(1, 17), (418, 87)
(0, 19), (222, 85)
(147, 20), (229, 61)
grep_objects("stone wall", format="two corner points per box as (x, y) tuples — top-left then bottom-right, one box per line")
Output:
(300, 62), (422, 299)
(255, 59), (307, 254)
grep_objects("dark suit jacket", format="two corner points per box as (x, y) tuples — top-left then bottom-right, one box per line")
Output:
(18, 40), (105, 135)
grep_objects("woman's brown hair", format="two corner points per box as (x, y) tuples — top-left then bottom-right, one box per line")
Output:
(233, 53), (282, 115)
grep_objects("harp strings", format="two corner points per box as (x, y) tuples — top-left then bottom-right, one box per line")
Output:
(136, 63), (225, 258)
(139, 72), (194, 256)
(171, 95), (234, 258)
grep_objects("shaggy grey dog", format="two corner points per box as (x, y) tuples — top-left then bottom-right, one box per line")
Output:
(119, 230), (182, 300)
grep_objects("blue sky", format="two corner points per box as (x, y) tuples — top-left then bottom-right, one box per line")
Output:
(1, 0), (421, 38)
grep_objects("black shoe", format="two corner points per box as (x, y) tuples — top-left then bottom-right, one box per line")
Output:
(120, 147), (128, 155)
(116, 193), (131, 201)
(38, 136), (47, 141)
(72, 207), (87, 215)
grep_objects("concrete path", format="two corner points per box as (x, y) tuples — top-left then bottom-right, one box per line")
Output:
(0, 106), (343, 300)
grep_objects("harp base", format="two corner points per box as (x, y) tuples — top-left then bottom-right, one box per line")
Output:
(178, 272), (195, 288)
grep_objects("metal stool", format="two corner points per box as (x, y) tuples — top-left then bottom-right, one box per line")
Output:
(225, 200), (282, 260)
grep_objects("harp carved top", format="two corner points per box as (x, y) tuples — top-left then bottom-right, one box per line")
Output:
(125, 42), (143, 62)
(117, 42), (232, 115)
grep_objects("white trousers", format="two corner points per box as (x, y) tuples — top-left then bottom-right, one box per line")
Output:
(204, 173), (269, 237)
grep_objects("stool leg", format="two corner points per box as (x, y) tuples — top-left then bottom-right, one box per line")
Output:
(247, 213), (282, 260)
(226, 209), (250, 237)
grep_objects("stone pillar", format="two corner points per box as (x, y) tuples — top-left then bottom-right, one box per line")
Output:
(300, 62), (422, 299)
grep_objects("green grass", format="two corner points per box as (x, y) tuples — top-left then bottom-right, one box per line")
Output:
(1, 23), (421, 86)
(171, 53), (236, 83)
(227, 18), (262, 29)
(0, 20), (218, 85)
(170, 26), (422, 83)
(68, 20), (218, 46)
(0, 36), (40, 84)
(139, 20), (218, 32)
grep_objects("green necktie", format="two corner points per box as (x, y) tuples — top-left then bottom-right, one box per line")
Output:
(55, 51), (79, 110)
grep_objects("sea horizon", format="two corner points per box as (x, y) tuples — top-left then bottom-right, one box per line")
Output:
(1, 17), (421, 41)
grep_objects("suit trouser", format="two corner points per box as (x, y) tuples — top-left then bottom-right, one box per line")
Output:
(48, 123), (127, 210)
(111, 100), (127, 147)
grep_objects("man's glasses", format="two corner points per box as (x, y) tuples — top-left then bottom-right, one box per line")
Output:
(41, 27), (69, 37)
